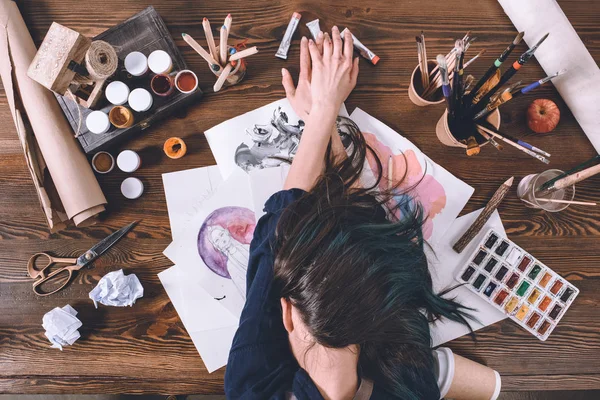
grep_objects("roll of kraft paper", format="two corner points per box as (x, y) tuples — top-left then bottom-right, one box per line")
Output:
(498, 0), (600, 153)
(0, 0), (107, 231)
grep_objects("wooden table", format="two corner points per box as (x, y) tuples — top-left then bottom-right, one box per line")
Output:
(1, 0), (599, 395)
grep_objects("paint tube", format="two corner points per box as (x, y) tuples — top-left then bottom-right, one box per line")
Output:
(306, 19), (320, 40)
(341, 28), (380, 65)
(276, 12), (302, 59)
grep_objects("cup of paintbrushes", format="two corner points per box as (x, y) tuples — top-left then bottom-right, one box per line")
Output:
(435, 109), (501, 153)
(408, 60), (445, 106)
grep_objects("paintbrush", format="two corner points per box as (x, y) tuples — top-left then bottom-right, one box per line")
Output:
(453, 176), (514, 253)
(473, 70), (566, 121)
(477, 120), (550, 157)
(421, 31), (429, 87)
(437, 54), (453, 116)
(203, 17), (219, 64)
(537, 154), (600, 192)
(451, 40), (464, 116)
(471, 33), (550, 113)
(478, 129), (503, 151)
(416, 35), (430, 88)
(388, 155), (394, 190)
(463, 49), (486, 69)
(476, 124), (550, 163)
(537, 163), (600, 195)
(464, 31), (524, 104)
(537, 198), (597, 206)
(473, 81), (522, 120)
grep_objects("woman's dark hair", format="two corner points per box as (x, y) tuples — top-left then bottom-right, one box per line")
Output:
(272, 117), (474, 400)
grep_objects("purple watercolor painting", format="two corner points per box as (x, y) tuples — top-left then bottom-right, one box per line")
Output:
(197, 207), (256, 279)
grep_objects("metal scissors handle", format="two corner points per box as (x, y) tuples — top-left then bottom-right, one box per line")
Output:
(27, 253), (83, 296)
(27, 221), (137, 296)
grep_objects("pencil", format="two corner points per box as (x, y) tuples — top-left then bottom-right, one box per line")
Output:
(203, 17), (219, 64)
(224, 13), (232, 33)
(181, 33), (222, 71)
(229, 46), (259, 61)
(476, 124), (550, 164)
(220, 25), (229, 65)
(388, 155), (394, 190)
(213, 63), (233, 92)
(453, 176), (514, 253)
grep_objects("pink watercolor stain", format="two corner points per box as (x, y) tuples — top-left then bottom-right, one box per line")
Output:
(363, 132), (446, 240)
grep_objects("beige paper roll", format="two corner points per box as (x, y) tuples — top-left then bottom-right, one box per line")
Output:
(0, 0), (106, 231)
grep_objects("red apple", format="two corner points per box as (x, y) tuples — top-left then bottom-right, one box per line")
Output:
(527, 99), (560, 133)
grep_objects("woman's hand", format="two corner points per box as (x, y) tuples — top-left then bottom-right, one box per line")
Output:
(281, 33), (324, 120)
(308, 26), (359, 114)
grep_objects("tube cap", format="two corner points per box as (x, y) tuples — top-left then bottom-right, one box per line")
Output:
(121, 177), (144, 199)
(117, 150), (141, 173)
(86, 111), (111, 134)
(148, 50), (173, 74)
(128, 88), (153, 112)
(124, 51), (148, 76)
(105, 81), (130, 105)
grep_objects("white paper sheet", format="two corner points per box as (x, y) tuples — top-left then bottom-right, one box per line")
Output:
(162, 166), (224, 241)
(165, 170), (256, 318)
(205, 99), (349, 180)
(249, 165), (290, 219)
(428, 209), (508, 347)
(350, 108), (474, 245)
(159, 265), (238, 372)
(498, 0), (600, 154)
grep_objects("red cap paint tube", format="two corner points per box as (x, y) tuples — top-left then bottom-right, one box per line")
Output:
(276, 12), (301, 60)
(341, 28), (380, 65)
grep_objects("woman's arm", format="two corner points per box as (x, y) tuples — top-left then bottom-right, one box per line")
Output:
(282, 27), (359, 191)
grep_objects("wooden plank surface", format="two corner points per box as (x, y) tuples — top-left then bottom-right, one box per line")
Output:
(1, 0), (599, 394)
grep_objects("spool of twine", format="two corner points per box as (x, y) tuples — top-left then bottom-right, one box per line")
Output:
(85, 40), (118, 80)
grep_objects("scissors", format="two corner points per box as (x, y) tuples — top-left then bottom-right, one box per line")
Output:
(27, 221), (136, 296)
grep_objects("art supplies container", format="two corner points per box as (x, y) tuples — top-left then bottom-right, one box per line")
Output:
(91, 151), (115, 174)
(148, 49), (173, 74)
(124, 51), (148, 77)
(105, 81), (130, 106)
(117, 150), (141, 173)
(109, 106), (134, 129)
(121, 177), (144, 199)
(128, 88), (153, 112)
(408, 60), (445, 106)
(517, 169), (575, 212)
(456, 228), (579, 341)
(175, 70), (199, 94)
(435, 108), (501, 148)
(150, 73), (175, 97)
(86, 110), (111, 134)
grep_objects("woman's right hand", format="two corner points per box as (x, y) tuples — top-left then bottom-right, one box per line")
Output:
(308, 26), (359, 115)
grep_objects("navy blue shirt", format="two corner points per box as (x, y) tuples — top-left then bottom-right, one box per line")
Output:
(225, 189), (392, 400)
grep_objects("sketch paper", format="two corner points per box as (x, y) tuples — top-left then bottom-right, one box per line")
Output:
(205, 99), (349, 180)
(158, 265), (238, 373)
(428, 209), (507, 347)
(166, 169), (256, 317)
(162, 166), (224, 241)
(249, 165), (290, 219)
(499, 0), (600, 154)
(350, 108), (474, 245)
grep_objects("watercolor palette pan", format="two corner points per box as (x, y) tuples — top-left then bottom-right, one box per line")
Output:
(456, 228), (579, 341)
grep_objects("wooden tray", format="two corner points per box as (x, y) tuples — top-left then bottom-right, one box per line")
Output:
(56, 6), (203, 154)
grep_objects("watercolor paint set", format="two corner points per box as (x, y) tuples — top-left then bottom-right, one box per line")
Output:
(456, 228), (579, 340)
